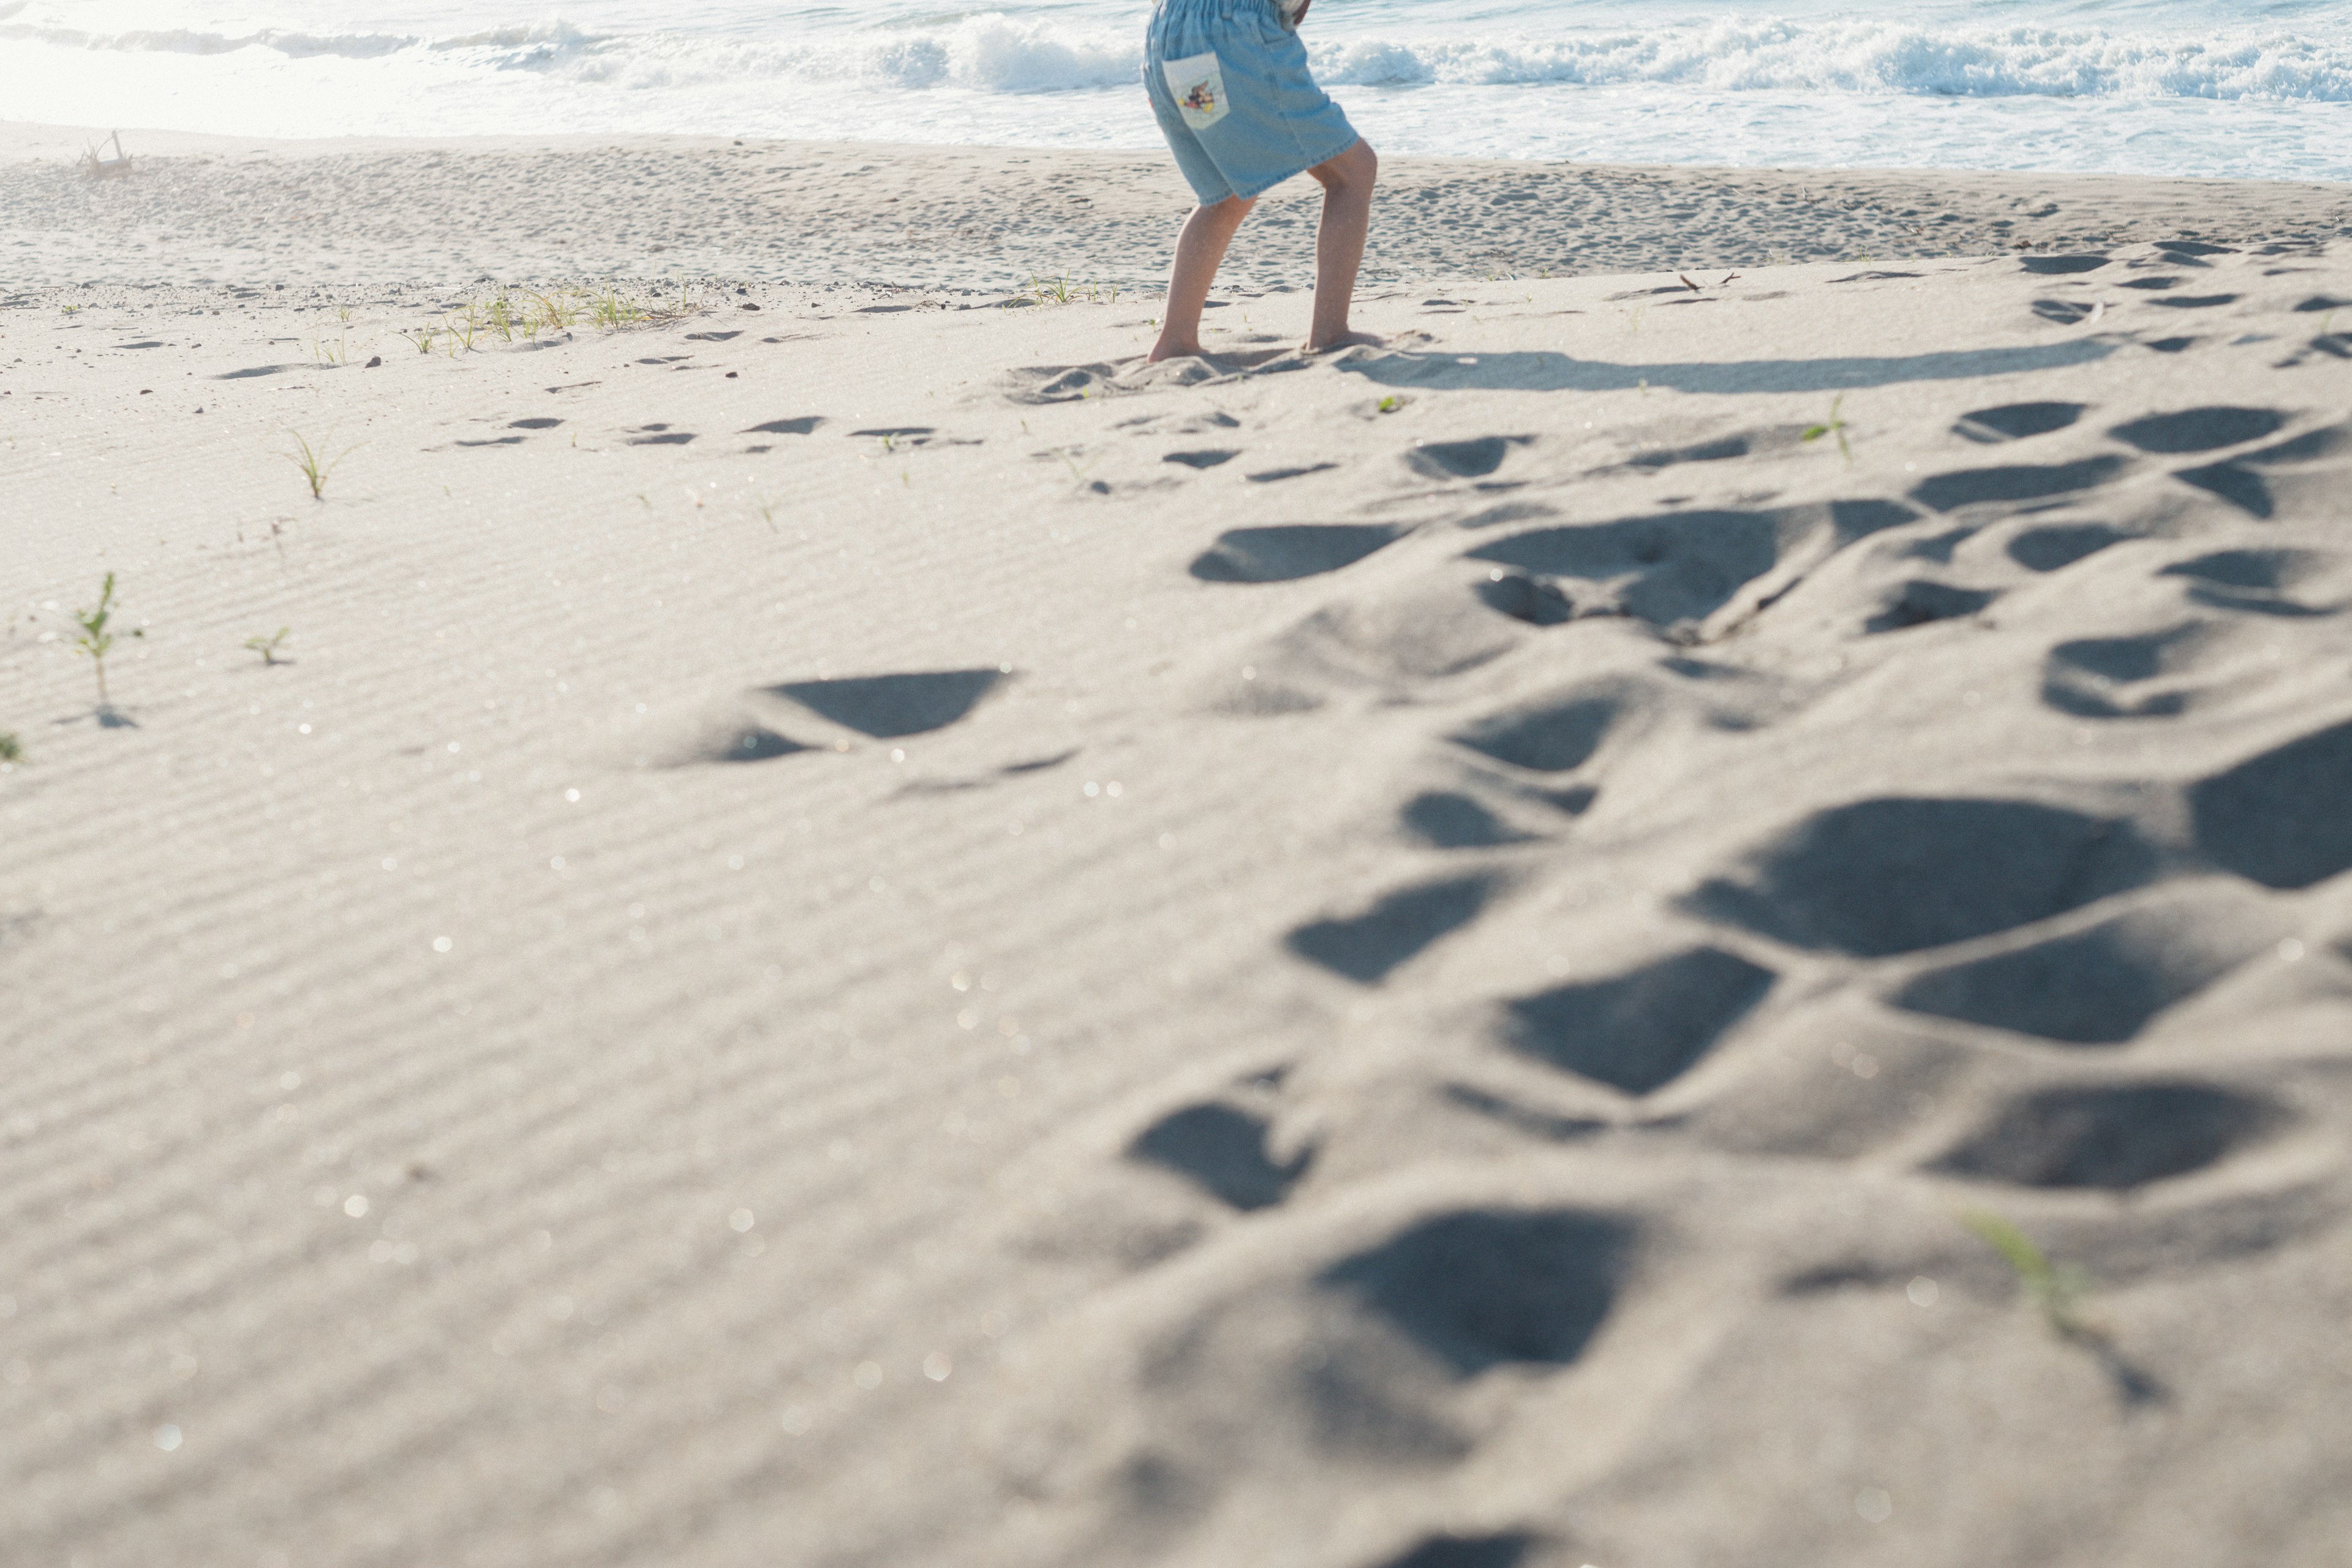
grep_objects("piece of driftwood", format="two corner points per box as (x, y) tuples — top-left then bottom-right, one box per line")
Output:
(80, 131), (133, 180)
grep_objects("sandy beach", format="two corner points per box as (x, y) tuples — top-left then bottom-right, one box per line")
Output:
(6, 122), (2352, 1567)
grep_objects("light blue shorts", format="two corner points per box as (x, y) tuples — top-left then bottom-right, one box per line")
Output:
(1144, 0), (1361, 205)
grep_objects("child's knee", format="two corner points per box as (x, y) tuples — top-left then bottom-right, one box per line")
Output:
(1317, 139), (1377, 192)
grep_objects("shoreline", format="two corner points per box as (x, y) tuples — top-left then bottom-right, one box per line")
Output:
(8, 119), (2350, 294)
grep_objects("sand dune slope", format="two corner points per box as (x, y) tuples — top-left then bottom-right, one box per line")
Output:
(5, 204), (2352, 1567)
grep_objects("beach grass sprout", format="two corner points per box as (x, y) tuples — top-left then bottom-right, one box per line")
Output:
(1959, 1208), (2098, 1341)
(1803, 395), (1853, 466)
(244, 627), (293, 666)
(70, 571), (141, 707)
(282, 431), (361, 500)
(0, 732), (21, 764)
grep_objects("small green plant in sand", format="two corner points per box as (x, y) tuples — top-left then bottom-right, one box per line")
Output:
(244, 627), (293, 666)
(0, 732), (21, 765)
(531, 290), (582, 333)
(592, 288), (644, 332)
(1803, 395), (1854, 466)
(70, 571), (141, 708)
(401, 325), (439, 355)
(1025, 274), (1119, 306)
(281, 431), (360, 500)
(1959, 1208), (2100, 1341)
(1377, 395), (1404, 414)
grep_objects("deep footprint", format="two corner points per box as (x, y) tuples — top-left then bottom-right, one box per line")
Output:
(1932, 1081), (2278, 1189)
(2041, 624), (2217, 718)
(1864, 580), (1998, 633)
(1189, 524), (1407, 583)
(1318, 1209), (1628, 1373)
(1286, 875), (1503, 982)
(1953, 401), (2085, 444)
(2108, 406), (2287, 454)
(2008, 522), (2133, 572)
(2158, 549), (2332, 616)
(1407, 436), (1528, 480)
(2190, 715), (2352, 888)
(1909, 456), (2125, 512)
(1374, 1535), (1542, 1568)
(1685, 797), (2160, 957)
(1128, 1102), (1311, 1211)
(767, 669), (1008, 737)
(1451, 690), (1627, 773)
(1889, 898), (2267, 1044)
(1400, 791), (1539, 848)
(1502, 946), (1776, 1095)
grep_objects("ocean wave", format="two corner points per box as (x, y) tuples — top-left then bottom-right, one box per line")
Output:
(0, 17), (596, 63)
(1308, 21), (2352, 101)
(4, 10), (2349, 104)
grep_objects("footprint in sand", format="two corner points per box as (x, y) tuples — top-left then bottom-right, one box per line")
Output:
(627, 424), (696, 445)
(1450, 690), (1629, 774)
(1887, 885), (2283, 1045)
(508, 417), (562, 431)
(2108, 406), (2286, 453)
(2162, 422), (2350, 518)
(2158, 548), (2336, 616)
(1952, 401), (2085, 444)
(1373, 1534), (1544, 1568)
(1863, 579), (1999, 633)
(2041, 623), (2233, 719)
(1165, 448), (1239, 469)
(766, 668), (1009, 738)
(744, 416), (824, 435)
(1318, 1208), (1628, 1372)
(1189, 524), (1407, 584)
(1501, 946), (1776, 1096)
(2190, 714), (2352, 889)
(1398, 791), (1542, 848)
(1285, 874), (1506, 983)
(1406, 435), (1529, 481)
(1931, 1080), (2282, 1191)
(687, 725), (813, 764)
(1127, 1101), (1311, 1212)
(2021, 255), (2109, 276)
(1908, 456), (2125, 513)
(1684, 797), (2161, 958)
(1475, 573), (1582, 627)
(2006, 521), (2134, 572)
(1611, 428), (1804, 472)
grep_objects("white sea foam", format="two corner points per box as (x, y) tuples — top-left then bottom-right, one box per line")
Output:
(4, 1), (2350, 178)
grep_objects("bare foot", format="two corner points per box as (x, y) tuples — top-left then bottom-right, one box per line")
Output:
(1148, 339), (1207, 363)
(1303, 328), (1385, 355)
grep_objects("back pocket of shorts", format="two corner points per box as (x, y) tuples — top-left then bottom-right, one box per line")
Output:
(1162, 51), (1231, 131)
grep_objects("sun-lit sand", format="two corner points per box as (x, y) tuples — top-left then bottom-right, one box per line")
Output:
(6, 121), (2352, 1568)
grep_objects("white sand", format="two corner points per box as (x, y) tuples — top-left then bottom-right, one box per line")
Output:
(5, 124), (2352, 1568)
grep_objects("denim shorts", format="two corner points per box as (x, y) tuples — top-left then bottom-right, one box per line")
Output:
(1144, 0), (1360, 205)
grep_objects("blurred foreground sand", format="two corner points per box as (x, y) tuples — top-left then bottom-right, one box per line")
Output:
(6, 126), (2352, 1568)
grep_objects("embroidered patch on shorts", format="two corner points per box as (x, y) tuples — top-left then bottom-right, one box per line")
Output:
(1163, 51), (1231, 132)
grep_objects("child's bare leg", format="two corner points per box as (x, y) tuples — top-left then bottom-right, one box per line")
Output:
(1305, 139), (1381, 352)
(1150, 195), (1256, 361)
